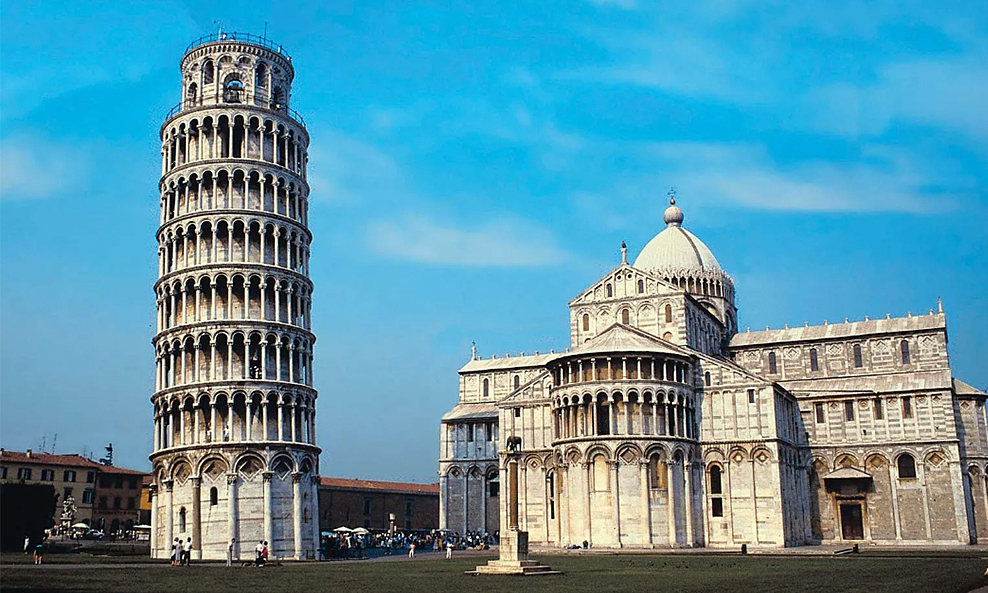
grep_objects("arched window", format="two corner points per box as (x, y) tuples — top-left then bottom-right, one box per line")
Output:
(664, 304), (673, 324)
(704, 371), (711, 387)
(768, 352), (777, 374)
(637, 279), (644, 294)
(582, 314), (590, 331)
(179, 507), (187, 532)
(621, 309), (630, 324)
(513, 375), (520, 390)
(606, 284), (613, 297)
(209, 487), (218, 506)
(897, 454), (917, 479)
(255, 62), (267, 87)
(709, 464), (725, 517)
(592, 455), (609, 491)
(809, 348), (819, 372)
(202, 60), (214, 84)
(271, 86), (285, 110)
(223, 75), (244, 103)
(900, 340), (910, 364)
(648, 455), (667, 489)
(186, 83), (198, 107)
(709, 465), (722, 494)
(853, 344), (863, 368)
(483, 378), (489, 398)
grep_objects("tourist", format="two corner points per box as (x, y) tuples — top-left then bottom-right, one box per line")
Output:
(170, 538), (178, 566)
(23, 536), (30, 554)
(227, 537), (236, 567)
(261, 541), (269, 564)
(408, 542), (415, 558)
(33, 541), (44, 565)
(185, 537), (193, 566)
(445, 542), (452, 560)
(255, 540), (265, 566)
(175, 538), (184, 566)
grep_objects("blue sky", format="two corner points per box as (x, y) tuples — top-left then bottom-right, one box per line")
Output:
(1, 1), (985, 482)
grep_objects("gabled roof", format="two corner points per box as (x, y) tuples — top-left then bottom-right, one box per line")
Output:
(955, 378), (987, 397)
(442, 402), (498, 422)
(0, 450), (103, 469)
(730, 313), (945, 348)
(824, 467), (872, 480)
(780, 369), (952, 395)
(320, 477), (439, 495)
(459, 352), (558, 373)
(569, 323), (689, 358)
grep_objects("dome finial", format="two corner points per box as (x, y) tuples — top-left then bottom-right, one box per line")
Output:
(663, 187), (684, 226)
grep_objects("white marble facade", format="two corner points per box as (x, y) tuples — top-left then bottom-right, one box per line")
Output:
(149, 34), (320, 560)
(439, 198), (986, 548)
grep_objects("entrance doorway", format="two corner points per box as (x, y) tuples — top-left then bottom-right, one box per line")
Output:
(840, 503), (864, 540)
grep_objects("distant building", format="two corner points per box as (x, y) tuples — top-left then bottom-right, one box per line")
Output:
(439, 197), (987, 548)
(318, 478), (439, 532)
(0, 448), (149, 534)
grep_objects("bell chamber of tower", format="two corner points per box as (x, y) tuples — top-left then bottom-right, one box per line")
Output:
(149, 32), (321, 562)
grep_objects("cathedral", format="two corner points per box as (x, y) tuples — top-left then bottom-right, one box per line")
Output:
(438, 197), (987, 548)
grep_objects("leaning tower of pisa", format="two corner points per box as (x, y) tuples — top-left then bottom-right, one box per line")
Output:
(149, 32), (320, 561)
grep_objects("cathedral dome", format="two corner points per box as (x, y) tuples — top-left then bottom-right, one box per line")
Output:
(633, 198), (722, 274)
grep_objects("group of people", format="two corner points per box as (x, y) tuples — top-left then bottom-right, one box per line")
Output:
(170, 537), (193, 566)
(316, 529), (497, 560)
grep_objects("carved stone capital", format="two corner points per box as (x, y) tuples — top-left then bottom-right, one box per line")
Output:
(291, 472), (303, 484)
(262, 471), (274, 482)
(190, 476), (202, 488)
(226, 473), (238, 485)
(163, 478), (174, 492)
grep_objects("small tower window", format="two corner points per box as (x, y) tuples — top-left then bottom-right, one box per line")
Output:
(179, 507), (187, 532)
(582, 314), (590, 332)
(900, 340), (910, 364)
(853, 344), (863, 368)
(768, 352), (777, 374)
(483, 378), (489, 398)
(664, 304), (673, 324)
(873, 398), (883, 420)
(186, 83), (198, 107)
(637, 279), (644, 294)
(202, 60), (214, 84)
(223, 75), (244, 103)
(897, 453), (917, 479)
(902, 396), (913, 418)
(704, 371), (711, 387)
(209, 487), (218, 506)
(709, 465), (724, 517)
(809, 348), (819, 372)
(255, 62), (267, 87)
(621, 309), (630, 325)
(513, 375), (520, 390)
(814, 403), (825, 423)
(606, 284), (613, 297)
(844, 400), (855, 421)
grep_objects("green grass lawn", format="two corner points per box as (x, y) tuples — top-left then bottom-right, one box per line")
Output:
(2, 551), (987, 593)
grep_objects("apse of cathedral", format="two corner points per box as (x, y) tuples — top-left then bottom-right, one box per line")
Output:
(439, 197), (987, 548)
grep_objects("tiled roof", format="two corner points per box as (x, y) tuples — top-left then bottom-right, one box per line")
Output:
(442, 402), (498, 422)
(320, 477), (439, 495)
(460, 352), (558, 373)
(570, 323), (687, 357)
(955, 378), (987, 397)
(0, 450), (149, 476)
(780, 370), (952, 395)
(0, 450), (102, 469)
(730, 313), (945, 347)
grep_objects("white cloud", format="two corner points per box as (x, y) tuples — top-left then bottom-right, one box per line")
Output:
(0, 137), (89, 200)
(305, 129), (404, 204)
(804, 59), (988, 140)
(366, 215), (569, 267)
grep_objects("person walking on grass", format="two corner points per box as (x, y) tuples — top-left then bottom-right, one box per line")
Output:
(33, 541), (44, 565)
(445, 541), (452, 560)
(408, 542), (415, 558)
(227, 537), (236, 567)
(175, 538), (184, 567)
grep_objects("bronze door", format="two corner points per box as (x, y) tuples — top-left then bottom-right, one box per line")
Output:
(840, 503), (864, 540)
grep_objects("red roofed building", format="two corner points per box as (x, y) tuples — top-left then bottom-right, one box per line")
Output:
(0, 448), (149, 535)
(318, 477), (439, 532)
